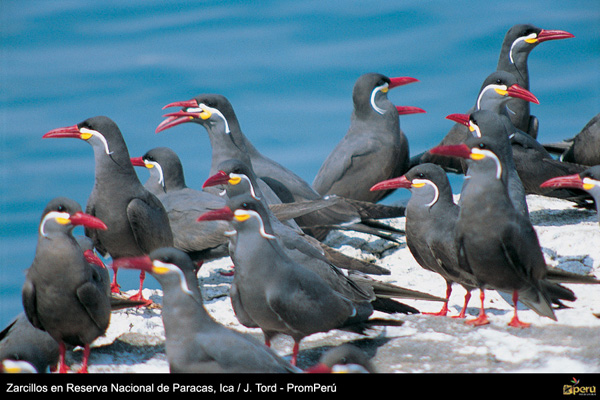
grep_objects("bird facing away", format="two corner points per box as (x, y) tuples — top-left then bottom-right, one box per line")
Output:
(429, 137), (576, 327)
(157, 93), (406, 242)
(495, 23), (574, 138)
(22, 197), (110, 373)
(541, 165), (600, 225)
(545, 113), (600, 167)
(112, 247), (300, 373)
(43, 116), (174, 304)
(371, 163), (478, 318)
(196, 194), (405, 366)
(312, 73), (423, 203)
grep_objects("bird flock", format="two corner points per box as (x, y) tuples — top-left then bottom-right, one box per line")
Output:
(1, 23), (599, 375)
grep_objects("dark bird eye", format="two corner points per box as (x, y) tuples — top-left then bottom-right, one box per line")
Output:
(478, 143), (486, 149)
(496, 79), (502, 84)
(57, 205), (65, 212)
(417, 173), (425, 178)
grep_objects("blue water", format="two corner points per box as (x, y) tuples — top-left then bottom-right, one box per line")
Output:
(1, 1), (598, 328)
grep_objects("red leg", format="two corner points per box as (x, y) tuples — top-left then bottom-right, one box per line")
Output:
(452, 290), (472, 319)
(466, 289), (489, 326)
(264, 337), (271, 347)
(110, 265), (121, 293)
(58, 342), (70, 373)
(127, 270), (153, 306)
(77, 345), (90, 373)
(424, 282), (451, 316)
(508, 291), (531, 328)
(291, 341), (300, 366)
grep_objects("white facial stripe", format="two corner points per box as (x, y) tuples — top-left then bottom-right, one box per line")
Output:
(412, 179), (439, 207)
(192, 104), (231, 134)
(509, 33), (537, 64)
(230, 173), (260, 200)
(469, 121), (482, 138)
(234, 209), (276, 239)
(40, 211), (71, 236)
(153, 260), (193, 296)
(370, 83), (389, 115)
(80, 127), (112, 155)
(472, 148), (503, 180)
(476, 84), (508, 110)
(144, 160), (164, 188)
(583, 177), (600, 187)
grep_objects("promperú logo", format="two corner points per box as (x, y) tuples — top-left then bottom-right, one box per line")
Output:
(564, 377), (597, 396)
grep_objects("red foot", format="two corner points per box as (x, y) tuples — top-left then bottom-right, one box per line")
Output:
(128, 291), (153, 307)
(451, 291), (472, 319)
(423, 304), (449, 317)
(110, 282), (121, 294)
(220, 266), (235, 276)
(508, 316), (531, 328)
(466, 313), (490, 326)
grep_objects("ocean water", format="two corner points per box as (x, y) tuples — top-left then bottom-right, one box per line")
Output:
(1, 0), (598, 328)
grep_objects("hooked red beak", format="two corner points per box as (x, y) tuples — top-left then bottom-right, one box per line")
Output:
(69, 211), (108, 230)
(42, 124), (81, 139)
(130, 156), (146, 167)
(429, 143), (473, 159)
(396, 106), (426, 115)
(370, 175), (411, 191)
(203, 170), (231, 189)
(389, 76), (419, 89)
(112, 255), (153, 272)
(156, 99), (201, 133)
(540, 174), (584, 190)
(197, 206), (235, 222)
(536, 29), (575, 43)
(507, 84), (539, 104)
(446, 113), (471, 126)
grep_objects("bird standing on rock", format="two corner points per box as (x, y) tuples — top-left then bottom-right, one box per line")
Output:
(312, 73), (423, 204)
(43, 116), (174, 304)
(371, 163), (478, 318)
(22, 197), (110, 373)
(429, 137), (576, 327)
(113, 248), (300, 373)
(197, 194), (406, 366)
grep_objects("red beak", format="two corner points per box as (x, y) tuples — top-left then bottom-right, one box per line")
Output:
(389, 76), (419, 89)
(429, 143), (473, 159)
(540, 174), (584, 190)
(69, 211), (108, 231)
(112, 255), (153, 272)
(83, 249), (106, 269)
(161, 99), (199, 110)
(396, 106), (426, 115)
(507, 84), (539, 104)
(203, 171), (231, 189)
(536, 29), (575, 43)
(197, 206), (235, 222)
(370, 175), (411, 191)
(130, 156), (146, 167)
(445, 113), (471, 127)
(42, 124), (81, 139)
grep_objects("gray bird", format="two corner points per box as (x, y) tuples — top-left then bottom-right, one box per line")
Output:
(131, 147), (231, 262)
(416, 70), (539, 174)
(203, 158), (404, 276)
(312, 73), (423, 204)
(496, 24), (574, 138)
(304, 343), (376, 373)
(0, 313), (59, 373)
(113, 247), (300, 373)
(157, 93), (405, 241)
(541, 165), (600, 225)
(22, 197), (111, 373)
(544, 113), (600, 167)
(429, 136), (576, 327)
(196, 194), (408, 366)
(43, 116), (175, 304)
(371, 163), (478, 318)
